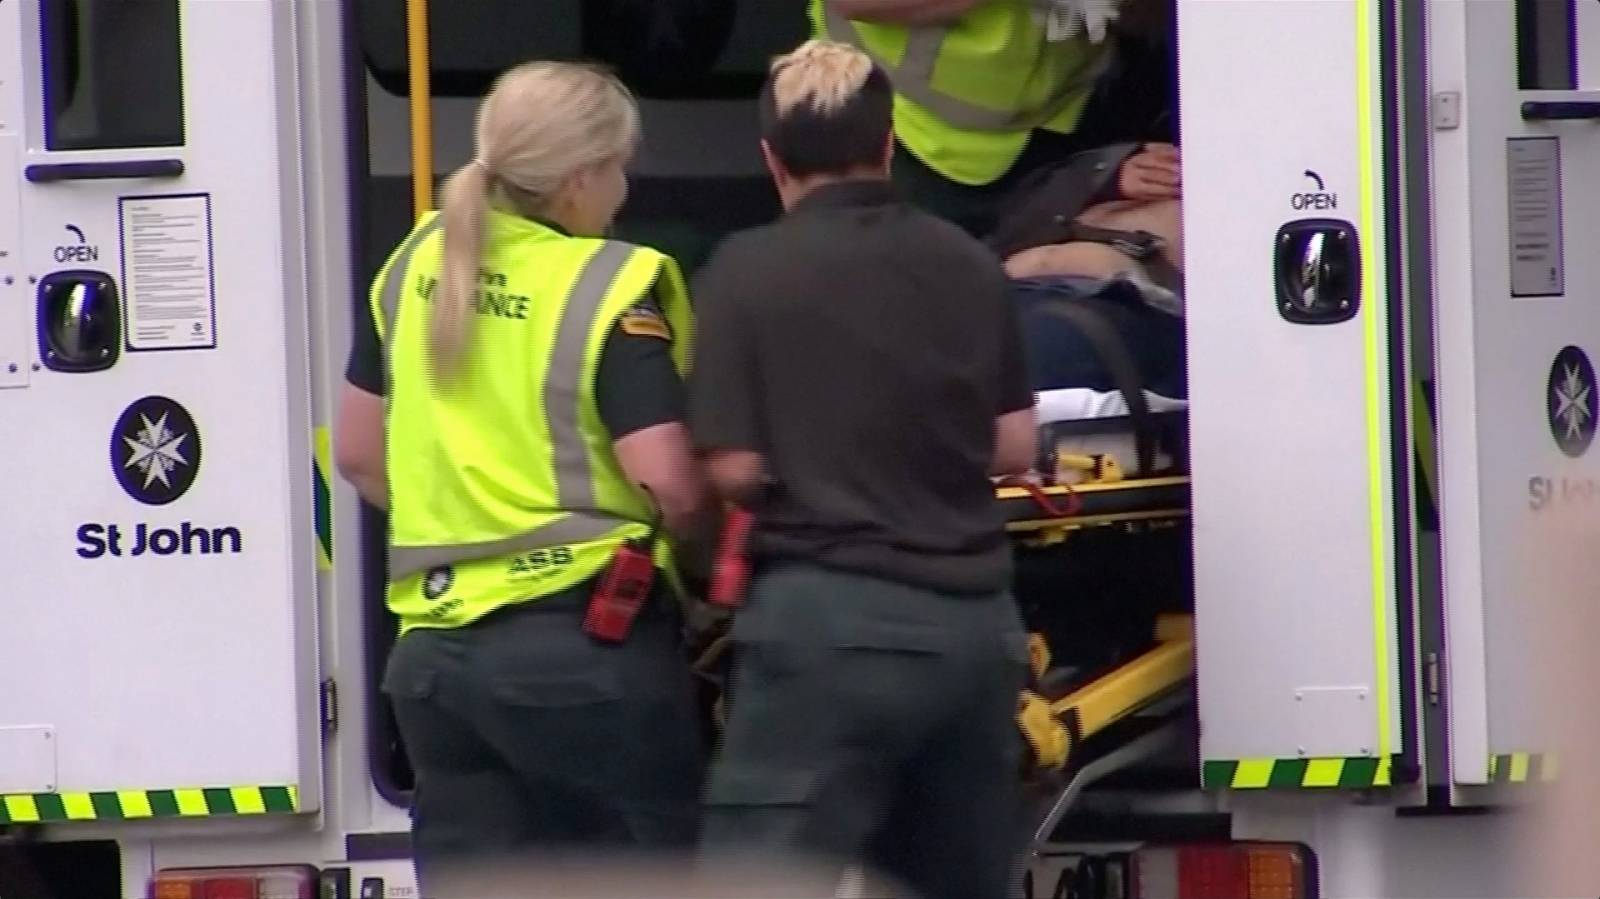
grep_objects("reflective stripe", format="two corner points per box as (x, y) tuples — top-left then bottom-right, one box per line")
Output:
(0, 786), (297, 823)
(389, 509), (627, 580)
(378, 216), (445, 341)
(822, 9), (1105, 133)
(1354, 0), (1394, 786)
(545, 241), (637, 512)
(377, 218), (446, 579)
(380, 238), (641, 581)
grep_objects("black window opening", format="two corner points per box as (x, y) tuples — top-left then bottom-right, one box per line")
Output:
(1516, 0), (1578, 91)
(352, 4), (796, 803)
(356, 0), (810, 100)
(347, 0), (1193, 805)
(40, 0), (187, 150)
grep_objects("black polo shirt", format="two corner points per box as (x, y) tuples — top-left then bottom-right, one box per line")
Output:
(688, 179), (1034, 595)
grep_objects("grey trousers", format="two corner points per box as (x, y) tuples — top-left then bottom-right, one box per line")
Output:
(701, 563), (1032, 899)
(383, 584), (704, 893)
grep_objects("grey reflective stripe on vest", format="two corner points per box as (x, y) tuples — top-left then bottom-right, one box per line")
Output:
(390, 510), (626, 580)
(377, 216), (444, 343)
(544, 241), (636, 512)
(822, 9), (1105, 133)
(378, 234), (641, 581)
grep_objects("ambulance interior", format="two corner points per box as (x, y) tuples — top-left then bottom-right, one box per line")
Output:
(356, 0), (1199, 851)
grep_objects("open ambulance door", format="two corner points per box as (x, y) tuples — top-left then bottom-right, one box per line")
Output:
(1179, 0), (1431, 799)
(0, 0), (322, 828)
(1430, 0), (1600, 805)
(1184, 0), (1600, 810)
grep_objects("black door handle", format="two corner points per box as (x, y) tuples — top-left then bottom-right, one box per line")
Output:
(1276, 219), (1361, 326)
(1521, 100), (1600, 121)
(24, 158), (184, 183)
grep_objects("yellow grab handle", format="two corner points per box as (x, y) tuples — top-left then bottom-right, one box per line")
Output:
(404, 0), (435, 217)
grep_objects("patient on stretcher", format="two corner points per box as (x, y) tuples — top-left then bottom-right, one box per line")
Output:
(987, 143), (1188, 483)
(1004, 192), (1183, 315)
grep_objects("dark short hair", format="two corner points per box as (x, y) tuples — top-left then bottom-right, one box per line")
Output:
(758, 45), (894, 178)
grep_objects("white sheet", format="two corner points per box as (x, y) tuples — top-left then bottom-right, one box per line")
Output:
(1036, 388), (1187, 483)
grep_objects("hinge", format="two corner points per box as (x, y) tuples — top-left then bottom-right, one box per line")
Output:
(320, 678), (338, 736)
(1425, 652), (1442, 706)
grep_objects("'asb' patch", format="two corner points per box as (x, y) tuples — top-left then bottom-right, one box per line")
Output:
(619, 303), (673, 341)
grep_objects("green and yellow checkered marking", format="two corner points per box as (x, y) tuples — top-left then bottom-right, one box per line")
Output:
(0, 786), (298, 824)
(313, 426), (334, 572)
(1489, 753), (1557, 784)
(1203, 757), (1392, 790)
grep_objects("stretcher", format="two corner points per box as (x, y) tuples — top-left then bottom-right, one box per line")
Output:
(691, 406), (1197, 862)
(999, 429), (1195, 857)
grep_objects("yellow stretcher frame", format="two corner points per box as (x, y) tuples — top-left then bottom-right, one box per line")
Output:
(998, 476), (1191, 536)
(1001, 476), (1195, 772)
(1049, 620), (1192, 739)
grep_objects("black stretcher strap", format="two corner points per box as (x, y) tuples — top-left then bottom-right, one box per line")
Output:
(1031, 295), (1159, 477)
(1061, 221), (1184, 298)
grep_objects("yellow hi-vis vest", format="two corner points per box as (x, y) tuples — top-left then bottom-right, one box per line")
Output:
(369, 209), (694, 633)
(811, 0), (1109, 187)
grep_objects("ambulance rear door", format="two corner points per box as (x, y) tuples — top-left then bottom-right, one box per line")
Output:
(1430, 0), (1600, 800)
(0, 0), (321, 828)
(1180, 0), (1422, 795)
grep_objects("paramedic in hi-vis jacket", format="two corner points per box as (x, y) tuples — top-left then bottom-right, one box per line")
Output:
(689, 40), (1040, 899)
(812, 0), (1113, 235)
(334, 62), (710, 892)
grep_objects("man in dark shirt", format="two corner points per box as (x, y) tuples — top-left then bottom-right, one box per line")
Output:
(689, 39), (1038, 899)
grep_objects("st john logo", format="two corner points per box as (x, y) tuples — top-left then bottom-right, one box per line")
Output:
(112, 395), (201, 505)
(1548, 346), (1596, 459)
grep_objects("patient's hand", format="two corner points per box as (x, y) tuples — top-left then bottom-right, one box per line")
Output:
(1118, 143), (1181, 201)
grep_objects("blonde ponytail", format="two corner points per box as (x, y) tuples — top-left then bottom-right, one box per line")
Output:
(426, 61), (641, 382)
(430, 161), (492, 380)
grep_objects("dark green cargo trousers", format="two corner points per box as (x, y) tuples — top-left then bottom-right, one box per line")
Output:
(383, 582), (704, 892)
(701, 563), (1032, 899)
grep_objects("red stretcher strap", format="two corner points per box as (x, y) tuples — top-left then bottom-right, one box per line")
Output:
(997, 476), (1082, 519)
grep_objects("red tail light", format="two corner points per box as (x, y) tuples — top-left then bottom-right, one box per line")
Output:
(148, 865), (317, 899)
(1131, 842), (1315, 899)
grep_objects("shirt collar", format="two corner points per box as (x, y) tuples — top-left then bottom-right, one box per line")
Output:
(788, 178), (899, 216)
(489, 205), (573, 238)
(532, 216), (572, 237)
